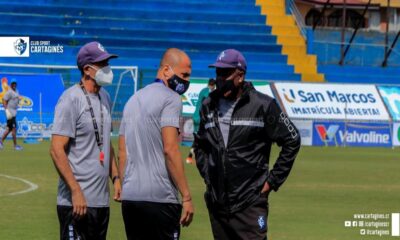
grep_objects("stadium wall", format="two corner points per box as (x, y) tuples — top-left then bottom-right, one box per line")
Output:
(181, 80), (400, 148)
(1, 74), (400, 147)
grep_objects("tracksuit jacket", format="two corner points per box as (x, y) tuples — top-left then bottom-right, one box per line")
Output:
(194, 82), (301, 214)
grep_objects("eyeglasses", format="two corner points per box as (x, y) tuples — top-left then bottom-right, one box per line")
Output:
(216, 68), (238, 78)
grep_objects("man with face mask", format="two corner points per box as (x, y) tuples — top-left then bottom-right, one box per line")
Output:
(186, 78), (216, 164)
(193, 49), (301, 240)
(119, 48), (194, 240)
(50, 41), (121, 240)
(0, 80), (23, 150)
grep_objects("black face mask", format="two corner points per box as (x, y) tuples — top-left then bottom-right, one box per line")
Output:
(167, 74), (190, 95)
(216, 76), (238, 100)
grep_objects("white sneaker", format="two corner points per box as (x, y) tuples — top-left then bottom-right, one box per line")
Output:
(14, 145), (23, 151)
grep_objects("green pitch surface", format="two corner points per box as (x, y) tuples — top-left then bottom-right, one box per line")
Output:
(0, 140), (399, 240)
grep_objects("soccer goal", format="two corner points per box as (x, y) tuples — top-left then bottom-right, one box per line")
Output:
(0, 63), (138, 138)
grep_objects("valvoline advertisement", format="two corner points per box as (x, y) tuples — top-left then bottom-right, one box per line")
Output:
(313, 121), (392, 147)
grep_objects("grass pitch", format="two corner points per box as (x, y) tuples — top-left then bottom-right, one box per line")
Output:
(0, 139), (399, 239)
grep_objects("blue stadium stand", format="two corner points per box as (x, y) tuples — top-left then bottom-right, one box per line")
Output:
(0, 0), (302, 86)
(3, 0), (398, 109)
(310, 28), (400, 84)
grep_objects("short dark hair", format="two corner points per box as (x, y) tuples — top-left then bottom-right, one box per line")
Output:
(208, 78), (216, 86)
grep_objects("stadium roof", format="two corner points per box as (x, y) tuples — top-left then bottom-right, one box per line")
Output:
(312, 0), (368, 5)
(298, 0), (400, 7)
(365, 0), (400, 7)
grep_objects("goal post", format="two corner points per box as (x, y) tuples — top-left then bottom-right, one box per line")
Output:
(0, 63), (138, 138)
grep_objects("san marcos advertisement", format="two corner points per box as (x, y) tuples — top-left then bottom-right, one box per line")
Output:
(274, 83), (390, 121)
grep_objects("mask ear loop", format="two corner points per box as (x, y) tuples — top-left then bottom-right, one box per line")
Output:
(237, 70), (245, 84)
(86, 64), (100, 71)
(83, 64), (99, 82)
(225, 69), (239, 82)
(168, 65), (188, 83)
(167, 65), (177, 76)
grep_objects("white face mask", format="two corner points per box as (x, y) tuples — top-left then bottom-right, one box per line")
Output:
(88, 65), (113, 86)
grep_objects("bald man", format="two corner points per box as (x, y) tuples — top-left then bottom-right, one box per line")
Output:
(119, 48), (194, 240)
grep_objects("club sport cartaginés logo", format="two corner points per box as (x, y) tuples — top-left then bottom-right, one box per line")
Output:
(14, 38), (28, 55)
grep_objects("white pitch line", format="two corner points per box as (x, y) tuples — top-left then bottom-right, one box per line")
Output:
(0, 174), (39, 196)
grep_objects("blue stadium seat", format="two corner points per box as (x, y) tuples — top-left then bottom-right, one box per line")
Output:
(0, 0), (304, 113)
(310, 28), (400, 83)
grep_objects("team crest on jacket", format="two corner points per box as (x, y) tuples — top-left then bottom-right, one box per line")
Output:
(258, 216), (266, 230)
(173, 230), (179, 240)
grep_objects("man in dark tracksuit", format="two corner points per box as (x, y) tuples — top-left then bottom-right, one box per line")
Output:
(194, 49), (301, 240)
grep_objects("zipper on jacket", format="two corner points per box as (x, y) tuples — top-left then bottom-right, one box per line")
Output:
(221, 95), (244, 215)
(213, 108), (231, 214)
